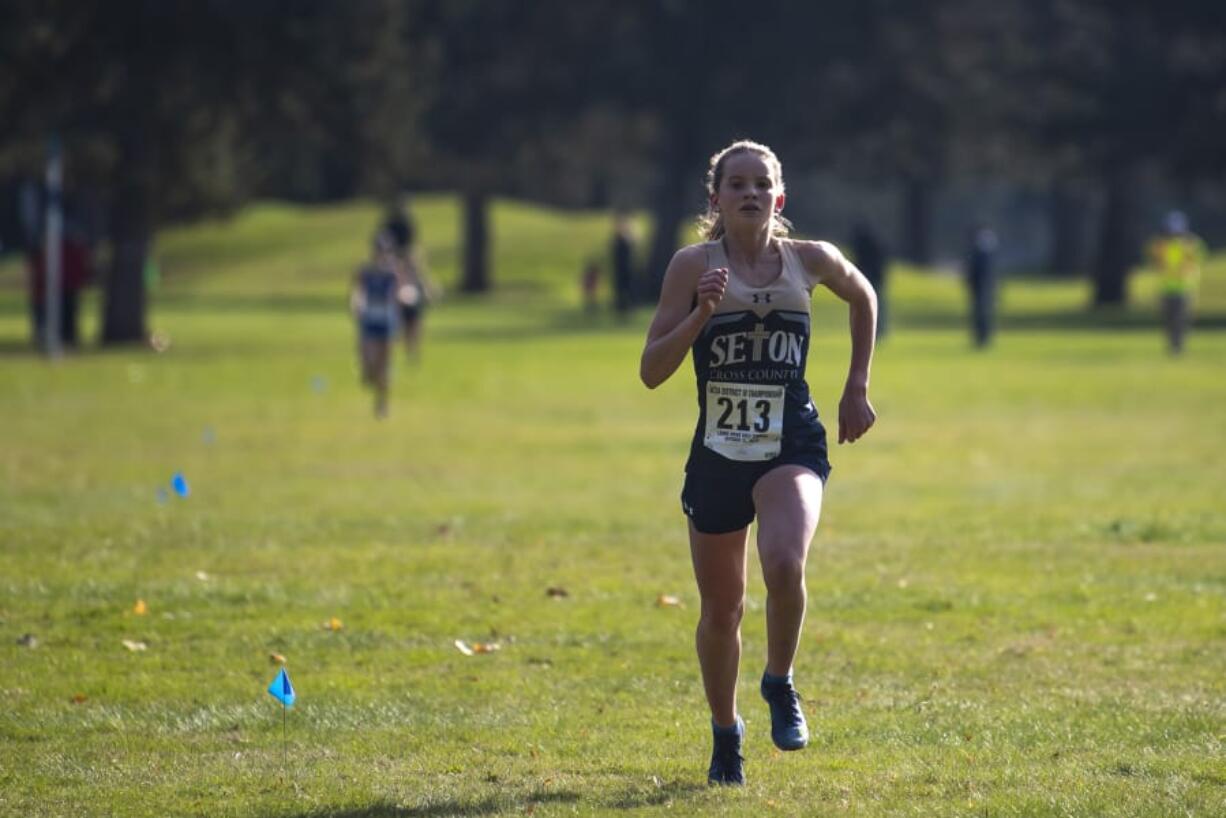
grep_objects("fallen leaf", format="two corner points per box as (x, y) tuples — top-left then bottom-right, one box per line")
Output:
(656, 594), (683, 608)
(455, 639), (500, 655)
(121, 639), (147, 652)
(545, 586), (569, 598)
(322, 617), (343, 631)
(16, 633), (38, 648)
(71, 693), (88, 704)
(149, 332), (172, 353)
(195, 571), (210, 582)
(133, 599), (148, 616)
(269, 653), (287, 665)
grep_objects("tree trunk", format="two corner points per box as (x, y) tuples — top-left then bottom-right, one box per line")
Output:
(645, 176), (689, 303)
(646, 121), (702, 302)
(101, 123), (155, 345)
(460, 189), (489, 293)
(101, 193), (151, 344)
(1047, 181), (1085, 277)
(1092, 167), (1136, 306)
(101, 233), (149, 343)
(901, 176), (934, 265)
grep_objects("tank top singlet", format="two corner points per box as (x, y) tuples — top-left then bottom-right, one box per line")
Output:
(686, 238), (825, 469)
(358, 264), (399, 329)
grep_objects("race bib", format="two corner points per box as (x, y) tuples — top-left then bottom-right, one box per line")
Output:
(703, 382), (784, 461)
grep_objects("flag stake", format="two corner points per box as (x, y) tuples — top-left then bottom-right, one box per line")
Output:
(267, 666), (296, 783)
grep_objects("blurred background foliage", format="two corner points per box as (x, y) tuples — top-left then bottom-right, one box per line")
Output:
(2, 0), (1225, 341)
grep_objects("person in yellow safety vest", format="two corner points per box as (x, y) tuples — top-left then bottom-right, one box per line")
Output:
(1148, 211), (1207, 355)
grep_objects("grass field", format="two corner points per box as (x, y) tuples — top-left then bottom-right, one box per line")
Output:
(1, 197), (1224, 817)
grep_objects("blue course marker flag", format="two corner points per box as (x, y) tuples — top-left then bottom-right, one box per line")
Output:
(268, 667), (296, 708)
(171, 472), (190, 498)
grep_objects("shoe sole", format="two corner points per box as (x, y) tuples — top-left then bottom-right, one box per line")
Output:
(772, 734), (808, 751)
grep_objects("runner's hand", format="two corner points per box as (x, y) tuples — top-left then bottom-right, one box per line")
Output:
(696, 268), (729, 316)
(838, 387), (876, 444)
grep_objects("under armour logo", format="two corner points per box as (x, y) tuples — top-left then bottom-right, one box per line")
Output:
(752, 293), (772, 304)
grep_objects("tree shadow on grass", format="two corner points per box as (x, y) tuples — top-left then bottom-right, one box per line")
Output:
(0, 337), (176, 359)
(274, 789), (580, 818)
(896, 307), (1226, 334)
(267, 778), (706, 817)
(603, 778), (707, 810)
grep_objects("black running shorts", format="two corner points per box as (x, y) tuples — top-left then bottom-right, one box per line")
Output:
(681, 449), (830, 535)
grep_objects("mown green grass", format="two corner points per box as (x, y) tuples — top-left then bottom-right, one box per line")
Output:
(1, 198), (1224, 817)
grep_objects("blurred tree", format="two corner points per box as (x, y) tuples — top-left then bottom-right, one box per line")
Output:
(412, 1), (648, 293)
(604, 0), (849, 295)
(626, 1), (712, 298)
(0, 0), (424, 343)
(1038, 0), (1226, 304)
(818, 0), (1031, 265)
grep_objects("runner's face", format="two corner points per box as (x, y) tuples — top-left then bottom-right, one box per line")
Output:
(714, 152), (784, 231)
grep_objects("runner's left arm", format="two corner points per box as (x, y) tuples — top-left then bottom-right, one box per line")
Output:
(797, 241), (878, 444)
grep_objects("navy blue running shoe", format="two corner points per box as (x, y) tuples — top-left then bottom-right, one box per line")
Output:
(707, 717), (745, 786)
(760, 673), (809, 751)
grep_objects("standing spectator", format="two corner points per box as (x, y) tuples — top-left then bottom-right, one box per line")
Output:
(612, 210), (636, 319)
(1147, 211), (1207, 355)
(28, 221), (93, 348)
(965, 223), (999, 348)
(850, 221), (889, 339)
(581, 258), (602, 314)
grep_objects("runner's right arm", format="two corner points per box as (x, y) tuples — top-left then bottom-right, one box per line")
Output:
(640, 246), (728, 389)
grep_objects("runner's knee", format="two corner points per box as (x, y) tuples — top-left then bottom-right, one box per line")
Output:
(760, 550), (805, 593)
(700, 598), (745, 633)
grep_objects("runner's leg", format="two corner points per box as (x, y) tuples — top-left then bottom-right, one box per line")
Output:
(752, 465), (823, 677)
(689, 521), (750, 727)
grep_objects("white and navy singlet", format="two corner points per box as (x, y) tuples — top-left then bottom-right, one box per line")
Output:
(685, 238), (829, 474)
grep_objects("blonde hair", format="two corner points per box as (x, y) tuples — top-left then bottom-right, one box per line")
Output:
(698, 140), (793, 241)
